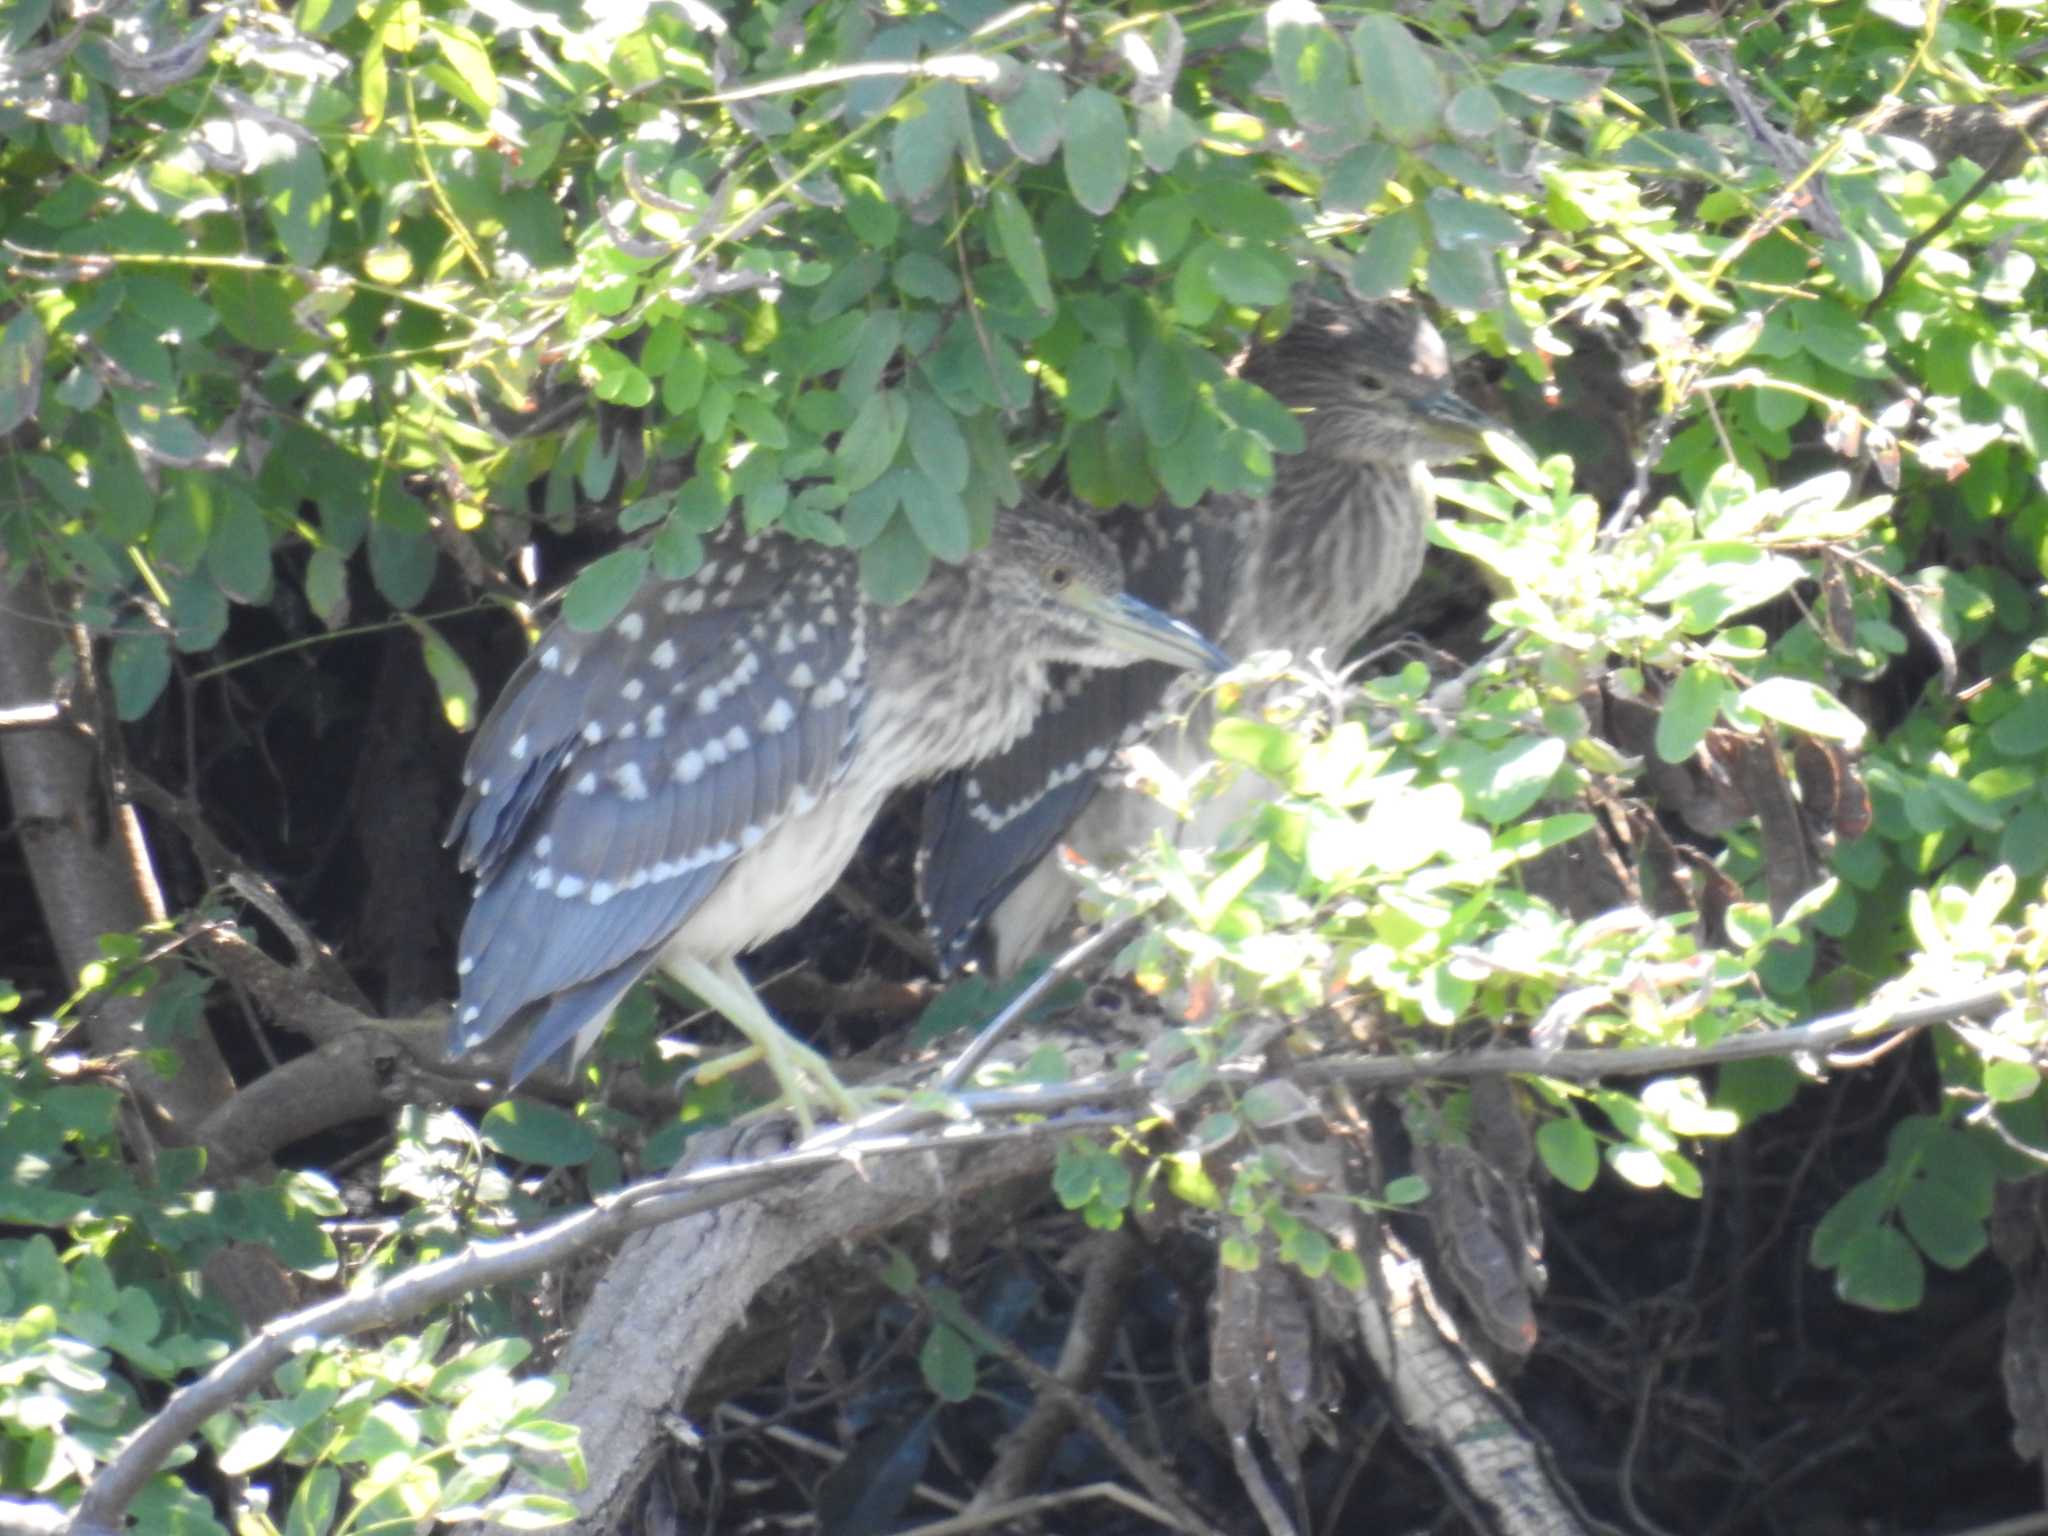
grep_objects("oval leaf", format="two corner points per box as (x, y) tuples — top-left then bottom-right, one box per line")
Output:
(561, 546), (650, 633)
(1738, 677), (1868, 747)
(1064, 87), (1131, 216)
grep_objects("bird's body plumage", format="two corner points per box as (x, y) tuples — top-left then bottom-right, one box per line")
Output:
(919, 295), (1491, 974)
(449, 500), (1228, 1090)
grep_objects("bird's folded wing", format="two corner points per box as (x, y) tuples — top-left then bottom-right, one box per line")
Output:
(447, 548), (864, 1061)
(918, 500), (1246, 971)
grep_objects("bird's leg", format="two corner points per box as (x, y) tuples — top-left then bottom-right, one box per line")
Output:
(672, 955), (863, 1134)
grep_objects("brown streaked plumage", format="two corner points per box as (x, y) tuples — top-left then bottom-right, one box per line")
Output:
(918, 294), (1493, 975)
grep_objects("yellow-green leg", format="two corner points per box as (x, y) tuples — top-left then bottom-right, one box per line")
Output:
(673, 955), (862, 1134)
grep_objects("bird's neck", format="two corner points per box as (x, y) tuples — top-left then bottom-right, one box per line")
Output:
(869, 580), (1050, 770)
(1236, 457), (1434, 654)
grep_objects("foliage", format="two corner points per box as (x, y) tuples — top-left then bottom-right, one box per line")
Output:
(7, 0), (2048, 1524)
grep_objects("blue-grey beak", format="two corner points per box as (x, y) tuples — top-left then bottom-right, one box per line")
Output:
(1410, 387), (1497, 455)
(1078, 589), (1234, 672)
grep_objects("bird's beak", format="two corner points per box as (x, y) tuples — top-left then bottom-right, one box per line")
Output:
(1409, 388), (1497, 454)
(1072, 589), (1233, 673)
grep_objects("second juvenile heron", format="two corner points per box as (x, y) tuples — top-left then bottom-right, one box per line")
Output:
(920, 295), (1493, 973)
(448, 498), (1230, 1125)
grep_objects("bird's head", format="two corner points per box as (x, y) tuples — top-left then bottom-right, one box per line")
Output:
(1246, 295), (1495, 467)
(979, 499), (1232, 675)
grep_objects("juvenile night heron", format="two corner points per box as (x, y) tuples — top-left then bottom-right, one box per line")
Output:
(446, 498), (1230, 1124)
(920, 295), (1493, 973)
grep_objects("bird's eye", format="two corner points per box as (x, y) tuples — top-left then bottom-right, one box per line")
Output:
(1358, 371), (1385, 393)
(1047, 565), (1074, 590)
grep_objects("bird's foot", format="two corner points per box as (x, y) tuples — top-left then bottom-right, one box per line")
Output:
(693, 1030), (869, 1137)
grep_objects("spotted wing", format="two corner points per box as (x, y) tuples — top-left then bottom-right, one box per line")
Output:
(447, 542), (866, 1081)
(917, 499), (1246, 972)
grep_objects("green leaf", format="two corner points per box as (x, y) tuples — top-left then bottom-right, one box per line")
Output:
(1495, 63), (1606, 103)
(1900, 1177), (1987, 1270)
(207, 495), (274, 604)
(907, 393), (971, 494)
(1267, 0), (1352, 130)
(1714, 1058), (1800, 1121)
(109, 632), (172, 721)
(1135, 96), (1198, 172)
(1642, 544), (1805, 631)
(989, 186), (1054, 314)
(561, 546), (649, 633)
(433, 23), (499, 115)
(260, 142), (333, 268)
(1240, 1078), (1316, 1128)
(284, 1463), (340, 1536)
(411, 620), (479, 732)
(1450, 735), (1566, 824)
(1656, 664), (1729, 763)
(1427, 190), (1524, 249)
(1738, 677), (1868, 747)
(993, 65), (1066, 163)
(1134, 335), (1197, 446)
(1834, 1225), (1925, 1312)
(1446, 85), (1504, 137)
(305, 548), (349, 625)
(860, 513), (932, 605)
(219, 1420), (293, 1476)
(838, 387), (909, 492)
(1324, 142), (1397, 215)
(894, 251), (961, 303)
(920, 1321), (978, 1403)
(1351, 15), (1442, 145)
(368, 521), (436, 610)
(479, 1099), (599, 1167)
(481, 1493), (580, 1529)
(1351, 208), (1423, 297)
(1207, 244), (1292, 307)
(1064, 87), (1132, 216)
(1990, 690), (2048, 756)
(892, 82), (965, 203)
(899, 468), (971, 563)
(0, 307), (47, 433)
(1536, 1116), (1599, 1191)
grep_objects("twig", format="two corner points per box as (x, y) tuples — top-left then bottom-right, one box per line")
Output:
(939, 916), (1142, 1093)
(0, 700), (62, 729)
(973, 1228), (1144, 1505)
(957, 1301), (1227, 1536)
(899, 1482), (1209, 1536)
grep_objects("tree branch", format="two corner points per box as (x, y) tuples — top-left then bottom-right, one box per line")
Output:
(69, 965), (2027, 1534)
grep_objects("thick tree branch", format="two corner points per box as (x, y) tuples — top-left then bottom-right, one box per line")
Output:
(0, 572), (238, 1132)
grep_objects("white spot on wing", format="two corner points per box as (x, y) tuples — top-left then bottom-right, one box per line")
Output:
(616, 611), (644, 642)
(555, 875), (586, 898)
(622, 678), (645, 702)
(675, 750), (705, 783)
(761, 697), (794, 733)
(652, 639), (679, 669)
(540, 646), (562, 672)
(613, 762), (649, 801)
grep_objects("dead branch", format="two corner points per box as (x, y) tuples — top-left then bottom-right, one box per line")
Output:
(972, 1227), (1147, 1507)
